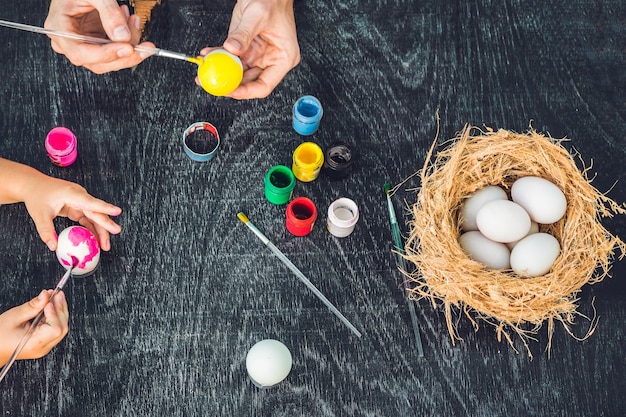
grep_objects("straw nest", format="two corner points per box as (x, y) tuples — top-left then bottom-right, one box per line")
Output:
(404, 125), (625, 356)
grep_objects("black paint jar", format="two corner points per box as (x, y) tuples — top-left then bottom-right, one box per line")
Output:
(322, 142), (354, 179)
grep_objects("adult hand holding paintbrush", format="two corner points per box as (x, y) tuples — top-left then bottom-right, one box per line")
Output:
(43, 0), (300, 99)
(44, 0), (152, 74)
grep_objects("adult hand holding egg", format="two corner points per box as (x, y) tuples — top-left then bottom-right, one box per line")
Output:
(195, 0), (301, 99)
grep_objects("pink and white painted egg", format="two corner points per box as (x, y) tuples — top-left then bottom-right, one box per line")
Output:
(55, 226), (100, 276)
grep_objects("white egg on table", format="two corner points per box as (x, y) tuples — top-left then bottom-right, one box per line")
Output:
(511, 176), (566, 224)
(510, 233), (561, 277)
(459, 185), (508, 231)
(458, 231), (511, 270)
(506, 221), (539, 250)
(246, 339), (293, 388)
(55, 226), (100, 276)
(476, 200), (531, 243)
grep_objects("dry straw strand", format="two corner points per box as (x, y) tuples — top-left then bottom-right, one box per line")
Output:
(404, 124), (625, 357)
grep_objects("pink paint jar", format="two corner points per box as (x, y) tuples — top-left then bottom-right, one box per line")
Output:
(286, 197), (317, 236)
(45, 127), (77, 167)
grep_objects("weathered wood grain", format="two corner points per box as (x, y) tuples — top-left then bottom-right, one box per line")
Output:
(1, 0), (625, 416)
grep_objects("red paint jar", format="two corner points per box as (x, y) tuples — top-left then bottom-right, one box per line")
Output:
(286, 197), (317, 236)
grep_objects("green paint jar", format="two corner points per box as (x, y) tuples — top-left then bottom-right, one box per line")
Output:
(264, 165), (296, 205)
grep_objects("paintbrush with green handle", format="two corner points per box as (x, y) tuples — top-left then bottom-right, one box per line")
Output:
(384, 183), (425, 357)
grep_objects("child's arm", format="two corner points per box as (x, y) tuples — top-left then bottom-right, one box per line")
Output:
(0, 290), (69, 367)
(0, 158), (122, 251)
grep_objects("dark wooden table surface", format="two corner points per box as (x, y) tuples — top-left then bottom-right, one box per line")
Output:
(1, 1), (625, 416)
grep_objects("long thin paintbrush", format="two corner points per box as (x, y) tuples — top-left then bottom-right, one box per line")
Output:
(237, 212), (362, 338)
(0, 19), (203, 65)
(0, 266), (74, 383)
(384, 184), (425, 357)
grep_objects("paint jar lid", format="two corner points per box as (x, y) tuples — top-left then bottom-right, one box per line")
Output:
(182, 122), (220, 162)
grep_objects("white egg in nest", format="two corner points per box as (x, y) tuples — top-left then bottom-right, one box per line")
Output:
(459, 185), (508, 231)
(246, 339), (292, 388)
(476, 200), (531, 243)
(55, 226), (101, 276)
(510, 233), (561, 277)
(511, 176), (566, 224)
(458, 231), (511, 270)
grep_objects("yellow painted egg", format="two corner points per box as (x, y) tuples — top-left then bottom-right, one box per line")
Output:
(197, 49), (243, 96)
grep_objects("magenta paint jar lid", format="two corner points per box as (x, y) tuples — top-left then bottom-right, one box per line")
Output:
(45, 127), (77, 167)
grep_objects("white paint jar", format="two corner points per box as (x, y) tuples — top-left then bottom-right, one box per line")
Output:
(326, 198), (359, 237)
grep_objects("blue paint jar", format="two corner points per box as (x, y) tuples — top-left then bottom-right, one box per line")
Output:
(292, 95), (323, 135)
